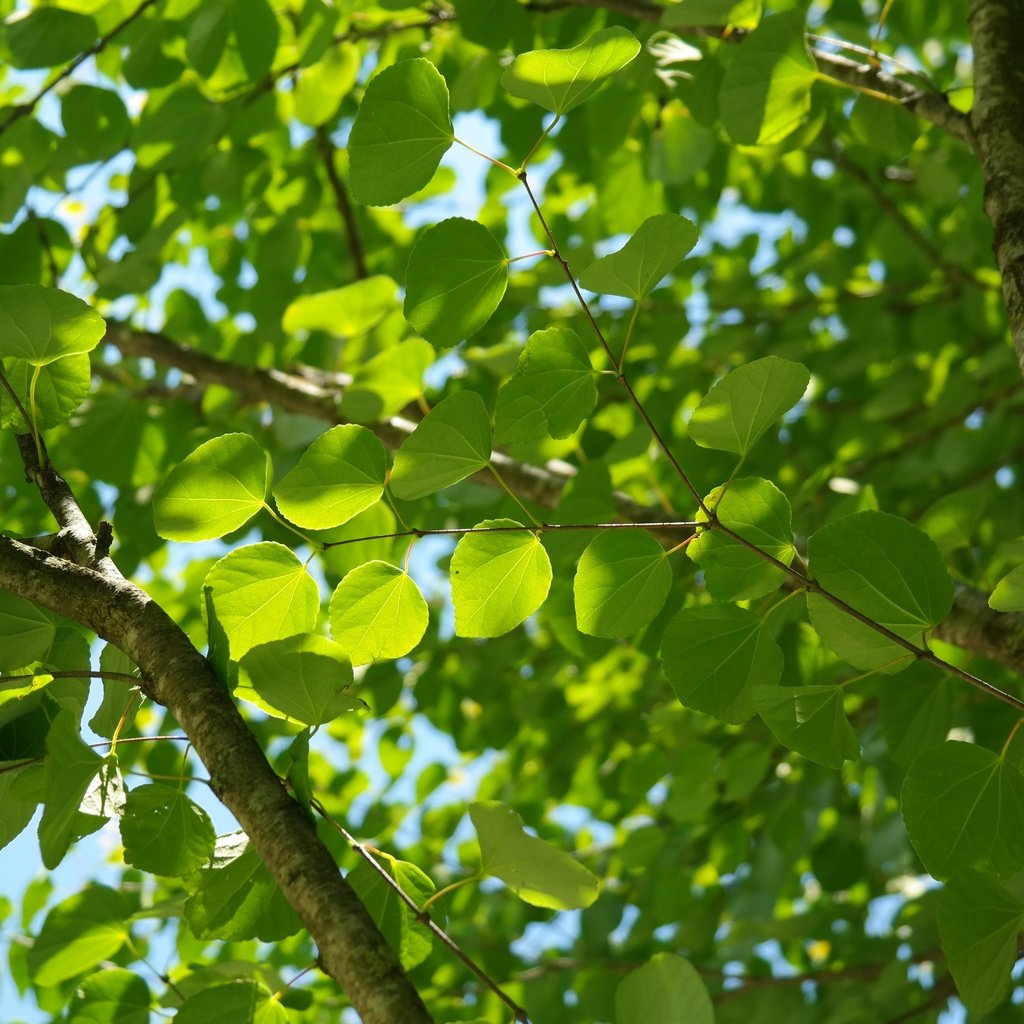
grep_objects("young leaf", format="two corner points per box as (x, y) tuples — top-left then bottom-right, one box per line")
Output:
(38, 709), (103, 870)
(389, 391), (492, 500)
(202, 543), (319, 660)
(451, 520), (552, 637)
(153, 433), (271, 542)
(0, 284), (105, 364)
(470, 800), (600, 909)
(616, 953), (714, 1024)
(938, 870), (1024, 1016)
(501, 27), (641, 115)
(494, 327), (597, 444)
(343, 338), (435, 423)
(237, 634), (361, 726)
(26, 885), (128, 987)
(688, 476), (795, 600)
(661, 604), (783, 723)
(901, 741), (1024, 880)
(720, 11), (817, 145)
(120, 784), (216, 877)
(403, 218), (508, 348)
(751, 684), (860, 768)
(579, 214), (698, 299)
(348, 58), (454, 206)
(990, 563), (1024, 612)
(807, 511), (954, 670)
(573, 530), (672, 638)
(688, 354), (809, 455)
(329, 562), (429, 665)
(347, 858), (436, 970)
(282, 275), (399, 337)
(273, 424), (386, 529)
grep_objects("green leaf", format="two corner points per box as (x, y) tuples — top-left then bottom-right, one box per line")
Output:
(806, 511), (954, 671)
(663, 0), (762, 29)
(329, 562), (429, 665)
(901, 741), (1024, 880)
(688, 477), (795, 600)
(389, 391), (492, 500)
(938, 870), (1024, 1016)
(184, 833), (301, 942)
(470, 800), (600, 909)
(751, 685), (860, 768)
(720, 11), (818, 145)
(294, 42), (360, 126)
(990, 563), (1024, 612)
(237, 634), (361, 726)
(403, 218), (508, 348)
(347, 858), (436, 970)
(27, 884), (128, 986)
(573, 530), (672, 638)
(282, 275), (399, 337)
(202, 543), (320, 660)
(176, 980), (274, 1024)
(65, 968), (150, 1024)
(343, 338), (434, 423)
(273, 425), (386, 529)
(0, 353), (91, 431)
(579, 214), (698, 299)
(153, 433), (271, 542)
(185, 0), (279, 86)
(616, 953), (714, 1024)
(451, 520), (552, 637)
(5, 7), (97, 69)
(0, 285), (105, 365)
(661, 604), (783, 723)
(880, 669), (953, 767)
(501, 27), (641, 115)
(38, 708), (103, 869)
(349, 58), (454, 206)
(0, 589), (58, 671)
(494, 327), (597, 444)
(61, 85), (131, 161)
(120, 784), (216, 877)
(689, 355), (809, 455)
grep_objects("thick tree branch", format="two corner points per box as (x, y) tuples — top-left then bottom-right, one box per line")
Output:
(104, 323), (1024, 678)
(968, 0), (1024, 379)
(1, 443), (432, 1024)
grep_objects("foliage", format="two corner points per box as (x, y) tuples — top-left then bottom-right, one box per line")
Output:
(1, 1), (1023, 1022)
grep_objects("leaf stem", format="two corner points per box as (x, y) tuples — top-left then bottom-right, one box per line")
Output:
(453, 136), (519, 177)
(507, 250), (556, 264)
(665, 534), (696, 557)
(420, 874), (479, 912)
(617, 302), (640, 372)
(488, 463), (543, 526)
(1001, 717), (1024, 759)
(262, 501), (322, 549)
(520, 114), (561, 170)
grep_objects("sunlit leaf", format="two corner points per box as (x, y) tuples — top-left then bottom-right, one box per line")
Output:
(0, 285), (105, 365)
(470, 800), (600, 909)
(616, 953), (714, 1024)
(120, 784), (216, 877)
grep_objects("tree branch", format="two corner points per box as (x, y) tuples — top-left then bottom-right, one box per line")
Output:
(103, 323), (1024, 678)
(314, 128), (368, 280)
(1, 442), (432, 1024)
(968, 0), (1024, 379)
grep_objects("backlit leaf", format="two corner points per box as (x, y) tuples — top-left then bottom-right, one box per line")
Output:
(470, 800), (600, 909)
(689, 355), (809, 455)
(573, 530), (672, 637)
(663, 0), (762, 29)
(751, 684), (860, 768)
(616, 953), (714, 1024)
(579, 214), (698, 299)
(990, 563), (1024, 613)
(0, 590), (58, 671)
(153, 433), (270, 542)
(0, 285), (105, 365)
(389, 391), (492, 500)
(501, 27), (641, 115)
(329, 562), (429, 665)
(120, 784), (216, 877)
(202, 543), (319, 660)
(273, 425), (386, 529)
(451, 520), (552, 637)
(65, 968), (150, 1024)
(349, 58), (454, 206)
(0, 353), (91, 431)
(403, 218), (508, 348)
(494, 327), (597, 443)
(282, 275), (399, 337)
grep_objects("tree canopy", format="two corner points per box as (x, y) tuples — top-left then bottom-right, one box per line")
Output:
(2, 1), (1024, 1022)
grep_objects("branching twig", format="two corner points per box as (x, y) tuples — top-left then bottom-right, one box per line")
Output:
(314, 127), (368, 280)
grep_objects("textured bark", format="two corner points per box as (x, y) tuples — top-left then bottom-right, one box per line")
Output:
(0, 530), (432, 1024)
(969, 0), (1024, 378)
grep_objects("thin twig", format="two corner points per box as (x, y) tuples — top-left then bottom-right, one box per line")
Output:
(311, 799), (532, 1024)
(0, 0), (162, 137)
(314, 127), (368, 280)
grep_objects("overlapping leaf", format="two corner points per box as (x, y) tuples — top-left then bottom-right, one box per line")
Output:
(0, 285), (105, 365)
(403, 218), (508, 348)
(751, 684), (860, 768)
(120, 784), (216, 878)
